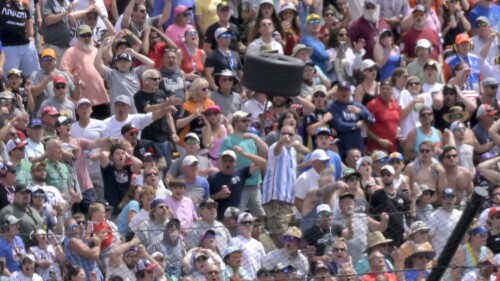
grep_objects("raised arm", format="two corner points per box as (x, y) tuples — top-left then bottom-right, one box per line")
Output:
(233, 145), (267, 174)
(157, 0), (172, 27)
(94, 37), (114, 77)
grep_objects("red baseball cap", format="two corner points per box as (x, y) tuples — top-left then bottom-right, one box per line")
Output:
(53, 75), (67, 85)
(42, 106), (60, 116)
(489, 206), (500, 218)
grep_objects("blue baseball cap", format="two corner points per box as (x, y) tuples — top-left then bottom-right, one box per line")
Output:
(29, 119), (42, 128)
(316, 127), (332, 136)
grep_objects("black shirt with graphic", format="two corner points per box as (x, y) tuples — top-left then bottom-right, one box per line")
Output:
(134, 89), (172, 142)
(0, 0), (31, 46)
(208, 166), (251, 221)
(133, 139), (163, 162)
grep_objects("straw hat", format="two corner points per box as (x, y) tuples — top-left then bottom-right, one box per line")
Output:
(443, 106), (471, 123)
(366, 231), (393, 251)
(404, 242), (436, 268)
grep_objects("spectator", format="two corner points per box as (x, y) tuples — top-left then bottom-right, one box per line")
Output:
(165, 178), (198, 237)
(185, 198), (232, 252)
(165, 6), (194, 48)
(179, 28), (205, 83)
(121, 0), (171, 39)
(208, 148), (266, 221)
(399, 221), (434, 269)
(210, 70), (242, 121)
(247, 18), (284, 55)
(222, 246), (252, 281)
(404, 106), (443, 161)
(413, 184), (434, 223)
(445, 33), (480, 91)
(355, 231), (394, 275)
(201, 105), (232, 167)
(136, 198), (171, 252)
(107, 240), (142, 280)
(440, 0), (470, 48)
(330, 81), (375, 158)
(40, 106), (61, 137)
(462, 255), (499, 281)
(229, 212), (266, 279)
(373, 29), (402, 82)
(469, 0), (500, 31)
(407, 39), (445, 84)
(28, 229), (64, 281)
(471, 17), (499, 63)
(116, 185), (142, 236)
(486, 206), (500, 254)
(348, 0), (389, 60)
(437, 146), (473, 207)
(279, 3), (302, 56)
(366, 80), (402, 153)
(0, 215), (25, 274)
(5, 139), (30, 185)
(262, 226), (310, 278)
(129, 186), (156, 233)
(9, 254), (43, 281)
(158, 48), (186, 103)
(151, 218), (186, 278)
(179, 155), (210, 207)
(300, 14), (330, 73)
(360, 251), (398, 281)
(143, 166), (171, 199)
(203, 1), (242, 55)
(427, 188), (462, 256)
(404, 141), (442, 197)
(60, 25), (109, 120)
(121, 123), (166, 171)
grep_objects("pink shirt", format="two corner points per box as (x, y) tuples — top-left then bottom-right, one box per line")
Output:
(165, 195), (199, 233)
(165, 24), (194, 48)
(69, 138), (94, 192)
(60, 45), (109, 106)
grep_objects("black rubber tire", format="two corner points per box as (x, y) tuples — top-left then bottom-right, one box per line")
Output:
(242, 53), (305, 97)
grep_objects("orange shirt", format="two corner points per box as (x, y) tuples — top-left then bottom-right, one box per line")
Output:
(178, 99), (215, 147)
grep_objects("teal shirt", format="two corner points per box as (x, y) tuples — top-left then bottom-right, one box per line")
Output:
(15, 159), (32, 185)
(219, 134), (261, 186)
(45, 160), (71, 195)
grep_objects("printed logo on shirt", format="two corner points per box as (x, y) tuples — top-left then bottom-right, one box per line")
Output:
(231, 176), (241, 185)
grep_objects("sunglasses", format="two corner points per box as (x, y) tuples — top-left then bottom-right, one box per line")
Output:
(148, 77), (162, 81)
(238, 119), (251, 123)
(333, 247), (346, 252)
(240, 221), (253, 226)
(420, 149), (431, 154)
(146, 173), (159, 177)
(32, 193), (45, 198)
(454, 127), (466, 132)
(420, 113), (432, 117)
(443, 194), (456, 200)
(222, 157), (235, 162)
(414, 254), (430, 260)
(318, 212), (331, 218)
(201, 87), (210, 91)
(185, 139), (199, 145)
(219, 33), (232, 38)
(365, 4), (376, 9)
(203, 233), (216, 240)
(380, 172), (392, 177)
(477, 21), (489, 28)
(445, 154), (458, 159)
(408, 82), (420, 86)
(283, 236), (297, 242)
(79, 33), (92, 38)
(308, 19), (321, 25)
(346, 176), (360, 182)
(488, 85), (499, 89)
(129, 132), (138, 136)
(313, 93), (326, 98)
(389, 160), (401, 165)
(492, 214), (500, 220)
(443, 90), (457, 96)
(324, 12), (335, 17)
(182, 12), (191, 17)
(55, 85), (66, 89)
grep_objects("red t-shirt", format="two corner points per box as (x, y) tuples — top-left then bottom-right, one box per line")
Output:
(348, 17), (390, 60)
(400, 27), (441, 61)
(92, 220), (113, 250)
(361, 272), (398, 281)
(148, 42), (168, 70)
(366, 96), (401, 152)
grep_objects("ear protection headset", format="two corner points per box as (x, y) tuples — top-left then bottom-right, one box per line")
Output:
(453, 42), (474, 53)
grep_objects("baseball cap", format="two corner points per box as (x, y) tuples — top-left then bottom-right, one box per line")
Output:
(55, 116), (74, 127)
(380, 165), (395, 175)
(476, 104), (498, 118)
(223, 206), (240, 218)
(182, 155), (199, 166)
(482, 77), (498, 87)
(279, 2), (296, 13)
(0, 91), (14, 100)
(115, 95), (131, 106)
(423, 61), (438, 70)
(6, 138), (27, 152)
(114, 53), (133, 62)
(476, 16), (490, 26)
(416, 39), (432, 49)
(3, 215), (21, 225)
(313, 85), (327, 96)
(7, 69), (22, 78)
(41, 48), (56, 59)
(260, 0), (273, 5)
(53, 75), (67, 85)
(42, 106), (60, 116)
(291, 44), (312, 57)
(442, 188), (456, 198)
(173, 5), (192, 17)
(339, 192), (356, 201)
(0, 161), (16, 174)
(371, 150), (388, 162)
(231, 111), (252, 122)
(316, 127), (332, 136)
(223, 246), (243, 258)
(221, 150), (237, 160)
(310, 149), (330, 162)
(215, 27), (231, 38)
(96, 199), (114, 211)
(184, 132), (200, 143)
(30, 162), (46, 171)
(121, 123), (140, 135)
(337, 80), (352, 90)
(204, 105), (222, 114)
(217, 1), (230, 10)
(77, 25), (92, 36)
(15, 184), (31, 193)
(306, 13), (321, 23)
(22, 254), (36, 263)
(342, 167), (361, 179)
(360, 59), (376, 72)
(136, 259), (156, 272)
(283, 226), (302, 239)
(412, 5), (425, 14)
(449, 121), (466, 132)
(151, 198), (168, 210)
(455, 33), (471, 45)
(356, 156), (373, 171)
(29, 119), (42, 128)
(387, 152), (403, 161)
(237, 212), (254, 224)
(76, 98), (91, 108)
(316, 204), (332, 214)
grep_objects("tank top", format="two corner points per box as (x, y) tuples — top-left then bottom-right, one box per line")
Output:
(361, 84), (378, 106)
(180, 47), (204, 77)
(378, 48), (401, 81)
(414, 127), (441, 153)
(208, 125), (228, 167)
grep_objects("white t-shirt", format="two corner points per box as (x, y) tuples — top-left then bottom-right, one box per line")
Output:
(9, 271), (44, 281)
(398, 90), (433, 138)
(103, 113), (154, 138)
(25, 138), (45, 160)
(422, 83), (443, 94)
(71, 119), (106, 174)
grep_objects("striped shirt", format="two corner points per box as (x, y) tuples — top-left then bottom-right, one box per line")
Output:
(262, 143), (297, 204)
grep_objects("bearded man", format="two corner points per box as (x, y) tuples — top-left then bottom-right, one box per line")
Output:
(348, 0), (390, 60)
(60, 24), (110, 120)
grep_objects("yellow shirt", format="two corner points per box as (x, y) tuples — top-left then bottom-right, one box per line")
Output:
(195, 0), (220, 33)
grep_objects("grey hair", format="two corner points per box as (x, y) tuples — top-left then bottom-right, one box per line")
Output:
(142, 69), (161, 81)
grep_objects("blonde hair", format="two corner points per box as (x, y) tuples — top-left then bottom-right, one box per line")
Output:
(188, 78), (209, 102)
(88, 203), (105, 217)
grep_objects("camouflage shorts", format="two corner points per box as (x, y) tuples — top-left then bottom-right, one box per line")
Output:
(263, 200), (295, 235)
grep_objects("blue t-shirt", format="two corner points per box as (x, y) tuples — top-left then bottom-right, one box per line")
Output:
(0, 236), (26, 273)
(470, 4), (500, 30)
(300, 150), (343, 180)
(117, 200), (140, 236)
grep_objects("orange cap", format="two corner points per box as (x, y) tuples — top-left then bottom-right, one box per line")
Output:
(455, 33), (471, 45)
(41, 48), (56, 59)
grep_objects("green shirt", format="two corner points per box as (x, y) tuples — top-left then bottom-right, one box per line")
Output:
(0, 203), (44, 247)
(15, 159), (32, 185)
(45, 160), (71, 195)
(219, 134), (261, 186)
